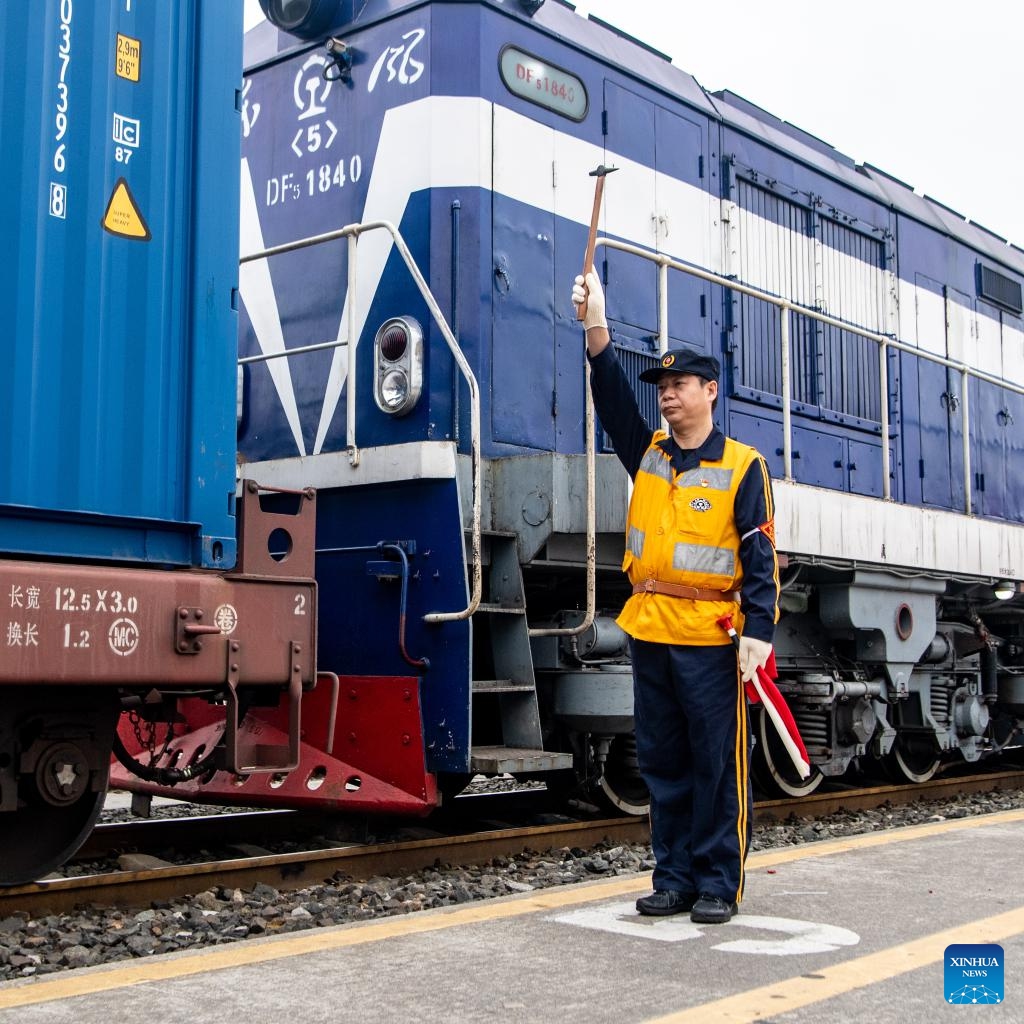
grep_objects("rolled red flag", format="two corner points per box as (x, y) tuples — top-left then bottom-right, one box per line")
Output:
(716, 615), (811, 780)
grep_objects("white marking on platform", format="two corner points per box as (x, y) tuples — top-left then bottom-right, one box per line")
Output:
(548, 900), (860, 955)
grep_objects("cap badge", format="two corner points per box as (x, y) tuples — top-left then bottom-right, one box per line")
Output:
(661, 354), (675, 368)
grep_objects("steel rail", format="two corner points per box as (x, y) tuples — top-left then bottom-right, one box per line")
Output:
(4, 770), (1022, 917)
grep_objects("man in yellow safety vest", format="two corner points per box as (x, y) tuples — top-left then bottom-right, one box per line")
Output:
(573, 271), (780, 924)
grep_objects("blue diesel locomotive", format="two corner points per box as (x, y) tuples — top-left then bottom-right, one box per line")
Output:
(109, 0), (1024, 820)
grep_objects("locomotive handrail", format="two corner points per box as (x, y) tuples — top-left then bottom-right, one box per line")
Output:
(527, 355), (597, 639)
(240, 220), (483, 624)
(596, 237), (1024, 516)
(238, 338), (346, 364)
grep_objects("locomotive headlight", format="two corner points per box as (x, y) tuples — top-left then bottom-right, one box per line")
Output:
(258, 0), (347, 39)
(373, 316), (423, 416)
(380, 369), (410, 410)
(994, 580), (1017, 601)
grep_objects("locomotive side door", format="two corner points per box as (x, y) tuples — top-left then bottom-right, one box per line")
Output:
(491, 107), (557, 450)
(601, 82), (712, 351)
(915, 274), (967, 511)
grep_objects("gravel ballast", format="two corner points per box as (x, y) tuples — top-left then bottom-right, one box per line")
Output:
(1, 786), (1022, 980)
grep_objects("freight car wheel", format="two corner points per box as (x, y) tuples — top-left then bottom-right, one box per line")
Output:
(883, 737), (941, 784)
(0, 754), (109, 887)
(750, 705), (823, 798)
(0, 690), (118, 886)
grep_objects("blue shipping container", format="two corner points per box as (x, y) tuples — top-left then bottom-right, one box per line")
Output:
(0, 0), (243, 567)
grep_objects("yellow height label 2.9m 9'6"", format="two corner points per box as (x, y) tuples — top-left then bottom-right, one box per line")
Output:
(115, 33), (141, 82)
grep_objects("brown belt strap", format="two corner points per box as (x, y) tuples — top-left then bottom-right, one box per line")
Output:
(632, 579), (740, 602)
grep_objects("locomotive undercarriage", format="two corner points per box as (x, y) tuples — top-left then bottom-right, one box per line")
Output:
(517, 553), (1024, 808)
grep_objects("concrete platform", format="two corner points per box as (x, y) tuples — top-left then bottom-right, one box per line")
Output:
(2, 810), (1023, 1023)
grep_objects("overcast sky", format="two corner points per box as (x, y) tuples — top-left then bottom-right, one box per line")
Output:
(244, 0), (1023, 249)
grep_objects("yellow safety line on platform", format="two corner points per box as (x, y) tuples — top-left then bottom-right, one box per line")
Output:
(0, 808), (1022, 1010)
(646, 904), (1024, 1023)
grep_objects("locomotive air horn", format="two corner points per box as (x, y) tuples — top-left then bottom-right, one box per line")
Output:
(576, 164), (618, 321)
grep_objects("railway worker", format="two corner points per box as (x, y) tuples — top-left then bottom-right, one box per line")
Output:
(571, 271), (780, 924)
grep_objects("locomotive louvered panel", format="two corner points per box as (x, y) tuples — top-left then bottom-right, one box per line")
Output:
(735, 180), (814, 400)
(734, 179), (885, 423)
(603, 345), (660, 453)
(978, 264), (1023, 315)
(735, 179), (816, 306)
(818, 218), (885, 422)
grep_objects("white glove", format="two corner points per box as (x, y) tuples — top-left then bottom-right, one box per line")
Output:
(572, 271), (607, 331)
(738, 636), (772, 684)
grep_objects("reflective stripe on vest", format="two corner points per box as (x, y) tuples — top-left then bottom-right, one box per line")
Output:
(627, 525), (645, 559)
(673, 541), (736, 577)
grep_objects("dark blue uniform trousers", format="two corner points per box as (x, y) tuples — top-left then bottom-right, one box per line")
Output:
(630, 638), (752, 902)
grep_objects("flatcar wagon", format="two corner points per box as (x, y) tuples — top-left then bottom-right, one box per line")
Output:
(0, 0), (317, 884)
(108, 0), (1024, 817)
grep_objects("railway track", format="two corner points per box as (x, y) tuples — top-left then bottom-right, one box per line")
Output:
(4, 769), (1023, 917)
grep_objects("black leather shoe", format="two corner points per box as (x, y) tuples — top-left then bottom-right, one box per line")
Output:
(635, 890), (697, 916)
(690, 894), (737, 924)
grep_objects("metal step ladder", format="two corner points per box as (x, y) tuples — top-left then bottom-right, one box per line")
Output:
(469, 532), (572, 774)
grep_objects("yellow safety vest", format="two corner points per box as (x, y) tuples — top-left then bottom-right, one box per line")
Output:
(618, 431), (757, 646)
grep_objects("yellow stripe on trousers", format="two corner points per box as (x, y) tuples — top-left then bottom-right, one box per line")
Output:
(733, 659), (748, 903)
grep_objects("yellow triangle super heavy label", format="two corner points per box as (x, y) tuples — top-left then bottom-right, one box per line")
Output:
(102, 177), (151, 241)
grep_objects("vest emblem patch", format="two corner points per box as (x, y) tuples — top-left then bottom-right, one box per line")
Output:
(689, 497), (712, 512)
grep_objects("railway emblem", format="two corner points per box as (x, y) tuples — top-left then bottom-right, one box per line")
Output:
(689, 497), (712, 512)
(290, 55), (338, 158)
(294, 54), (333, 121)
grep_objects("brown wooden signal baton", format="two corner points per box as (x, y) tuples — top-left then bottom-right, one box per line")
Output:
(576, 163), (618, 321)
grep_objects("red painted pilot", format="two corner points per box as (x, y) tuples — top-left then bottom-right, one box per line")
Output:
(572, 271), (780, 924)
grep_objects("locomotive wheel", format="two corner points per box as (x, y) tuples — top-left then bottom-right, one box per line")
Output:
(0, 754), (109, 887)
(883, 736), (941, 784)
(750, 705), (823, 798)
(595, 735), (650, 816)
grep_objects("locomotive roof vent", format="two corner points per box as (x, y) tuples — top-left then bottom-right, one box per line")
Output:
(977, 263), (1023, 315)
